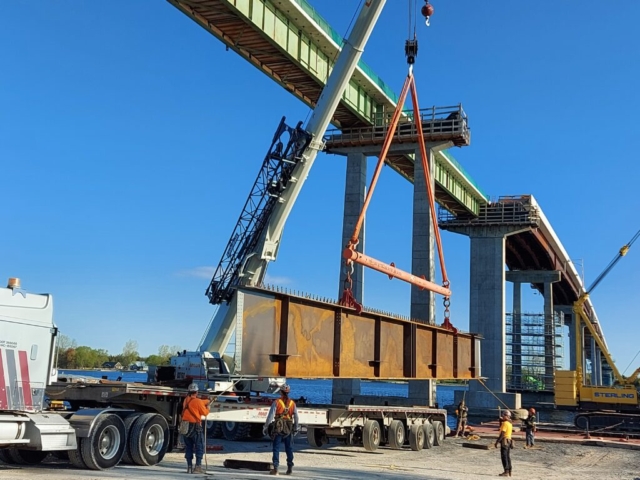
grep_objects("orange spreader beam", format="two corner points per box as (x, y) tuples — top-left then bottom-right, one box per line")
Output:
(344, 71), (451, 298)
(343, 248), (452, 297)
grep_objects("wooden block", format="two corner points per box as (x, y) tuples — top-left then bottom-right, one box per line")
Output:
(224, 459), (273, 471)
(462, 442), (493, 450)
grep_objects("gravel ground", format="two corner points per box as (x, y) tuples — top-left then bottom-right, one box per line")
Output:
(1, 436), (639, 480)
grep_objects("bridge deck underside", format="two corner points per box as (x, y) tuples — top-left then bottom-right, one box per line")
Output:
(168, 0), (484, 216)
(235, 287), (480, 380)
(169, 0), (362, 129)
(506, 231), (577, 306)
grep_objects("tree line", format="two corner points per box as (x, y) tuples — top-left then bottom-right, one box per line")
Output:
(56, 335), (182, 369)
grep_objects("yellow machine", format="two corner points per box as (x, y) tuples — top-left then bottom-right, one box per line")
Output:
(555, 229), (640, 431)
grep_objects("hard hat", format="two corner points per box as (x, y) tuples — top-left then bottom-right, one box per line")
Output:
(188, 383), (199, 392)
(529, 407), (536, 414)
(280, 384), (291, 394)
(503, 410), (512, 418)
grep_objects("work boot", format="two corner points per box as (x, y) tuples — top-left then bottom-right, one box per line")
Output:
(193, 465), (204, 474)
(498, 472), (509, 477)
(270, 468), (279, 475)
(186, 465), (192, 474)
(286, 466), (293, 475)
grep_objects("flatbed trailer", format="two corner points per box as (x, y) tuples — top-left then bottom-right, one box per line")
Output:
(208, 395), (448, 452)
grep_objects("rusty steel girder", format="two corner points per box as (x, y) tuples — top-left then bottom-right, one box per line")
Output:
(233, 287), (481, 380)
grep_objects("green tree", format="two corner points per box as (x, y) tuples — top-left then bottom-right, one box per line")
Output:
(56, 334), (77, 368)
(157, 344), (182, 362)
(121, 339), (139, 368)
(145, 354), (167, 366)
(74, 346), (97, 368)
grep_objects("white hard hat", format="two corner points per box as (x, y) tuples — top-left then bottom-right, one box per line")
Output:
(188, 383), (199, 392)
(503, 410), (511, 418)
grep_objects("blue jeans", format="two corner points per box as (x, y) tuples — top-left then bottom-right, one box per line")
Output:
(526, 428), (535, 446)
(272, 433), (294, 470)
(183, 424), (204, 467)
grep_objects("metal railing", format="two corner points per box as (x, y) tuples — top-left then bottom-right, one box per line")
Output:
(439, 195), (540, 226)
(324, 105), (470, 146)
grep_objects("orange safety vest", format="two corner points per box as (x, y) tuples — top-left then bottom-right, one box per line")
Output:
(275, 398), (295, 420)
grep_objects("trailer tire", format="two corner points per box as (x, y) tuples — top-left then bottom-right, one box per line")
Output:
(362, 420), (381, 452)
(68, 442), (87, 469)
(130, 413), (169, 466)
(120, 413), (143, 464)
(388, 420), (405, 450)
(207, 421), (224, 439)
(0, 448), (16, 464)
(8, 448), (49, 465)
(432, 420), (445, 446)
(307, 427), (328, 448)
(409, 424), (425, 451)
(422, 422), (434, 449)
(222, 421), (251, 441)
(81, 414), (126, 470)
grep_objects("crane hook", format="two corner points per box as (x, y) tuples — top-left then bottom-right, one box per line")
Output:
(421, 1), (434, 27)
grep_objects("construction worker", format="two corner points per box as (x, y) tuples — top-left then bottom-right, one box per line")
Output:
(523, 407), (537, 448)
(495, 410), (513, 477)
(181, 383), (211, 474)
(263, 384), (299, 476)
(454, 399), (469, 437)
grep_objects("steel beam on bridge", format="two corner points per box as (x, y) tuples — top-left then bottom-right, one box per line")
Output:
(232, 286), (481, 380)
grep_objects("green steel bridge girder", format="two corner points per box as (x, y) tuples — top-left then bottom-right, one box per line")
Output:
(169, 0), (489, 215)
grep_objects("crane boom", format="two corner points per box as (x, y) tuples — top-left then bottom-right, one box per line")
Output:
(199, 0), (388, 356)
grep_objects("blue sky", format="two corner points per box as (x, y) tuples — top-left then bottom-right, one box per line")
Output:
(2, 1), (639, 373)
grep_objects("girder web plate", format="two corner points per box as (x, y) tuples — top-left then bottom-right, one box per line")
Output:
(235, 287), (479, 380)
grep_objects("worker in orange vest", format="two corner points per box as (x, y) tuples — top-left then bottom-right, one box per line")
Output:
(181, 383), (211, 474)
(263, 384), (299, 475)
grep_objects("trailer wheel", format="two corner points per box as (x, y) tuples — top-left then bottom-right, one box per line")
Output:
(81, 414), (126, 470)
(68, 442), (87, 469)
(121, 413), (143, 464)
(206, 421), (224, 439)
(422, 422), (434, 449)
(130, 413), (169, 466)
(362, 420), (381, 452)
(307, 427), (328, 448)
(388, 420), (405, 450)
(0, 448), (16, 464)
(409, 424), (425, 451)
(432, 420), (445, 446)
(8, 449), (49, 465)
(222, 421), (251, 441)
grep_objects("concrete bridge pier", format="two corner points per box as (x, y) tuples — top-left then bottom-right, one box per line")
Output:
(333, 151), (366, 403)
(556, 305), (575, 371)
(506, 270), (561, 391)
(407, 142), (451, 407)
(448, 227), (530, 411)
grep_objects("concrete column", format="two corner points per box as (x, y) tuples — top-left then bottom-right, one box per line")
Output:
(555, 305), (574, 370)
(469, 235), (507, 393)
(409, 145), (436, 406)
(410, 146), (435, 324)
(337, 152), (367, 302)
(333, 152), (366, 403)
(512, 281), (522, 389)
(543, 282), (555, 391)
